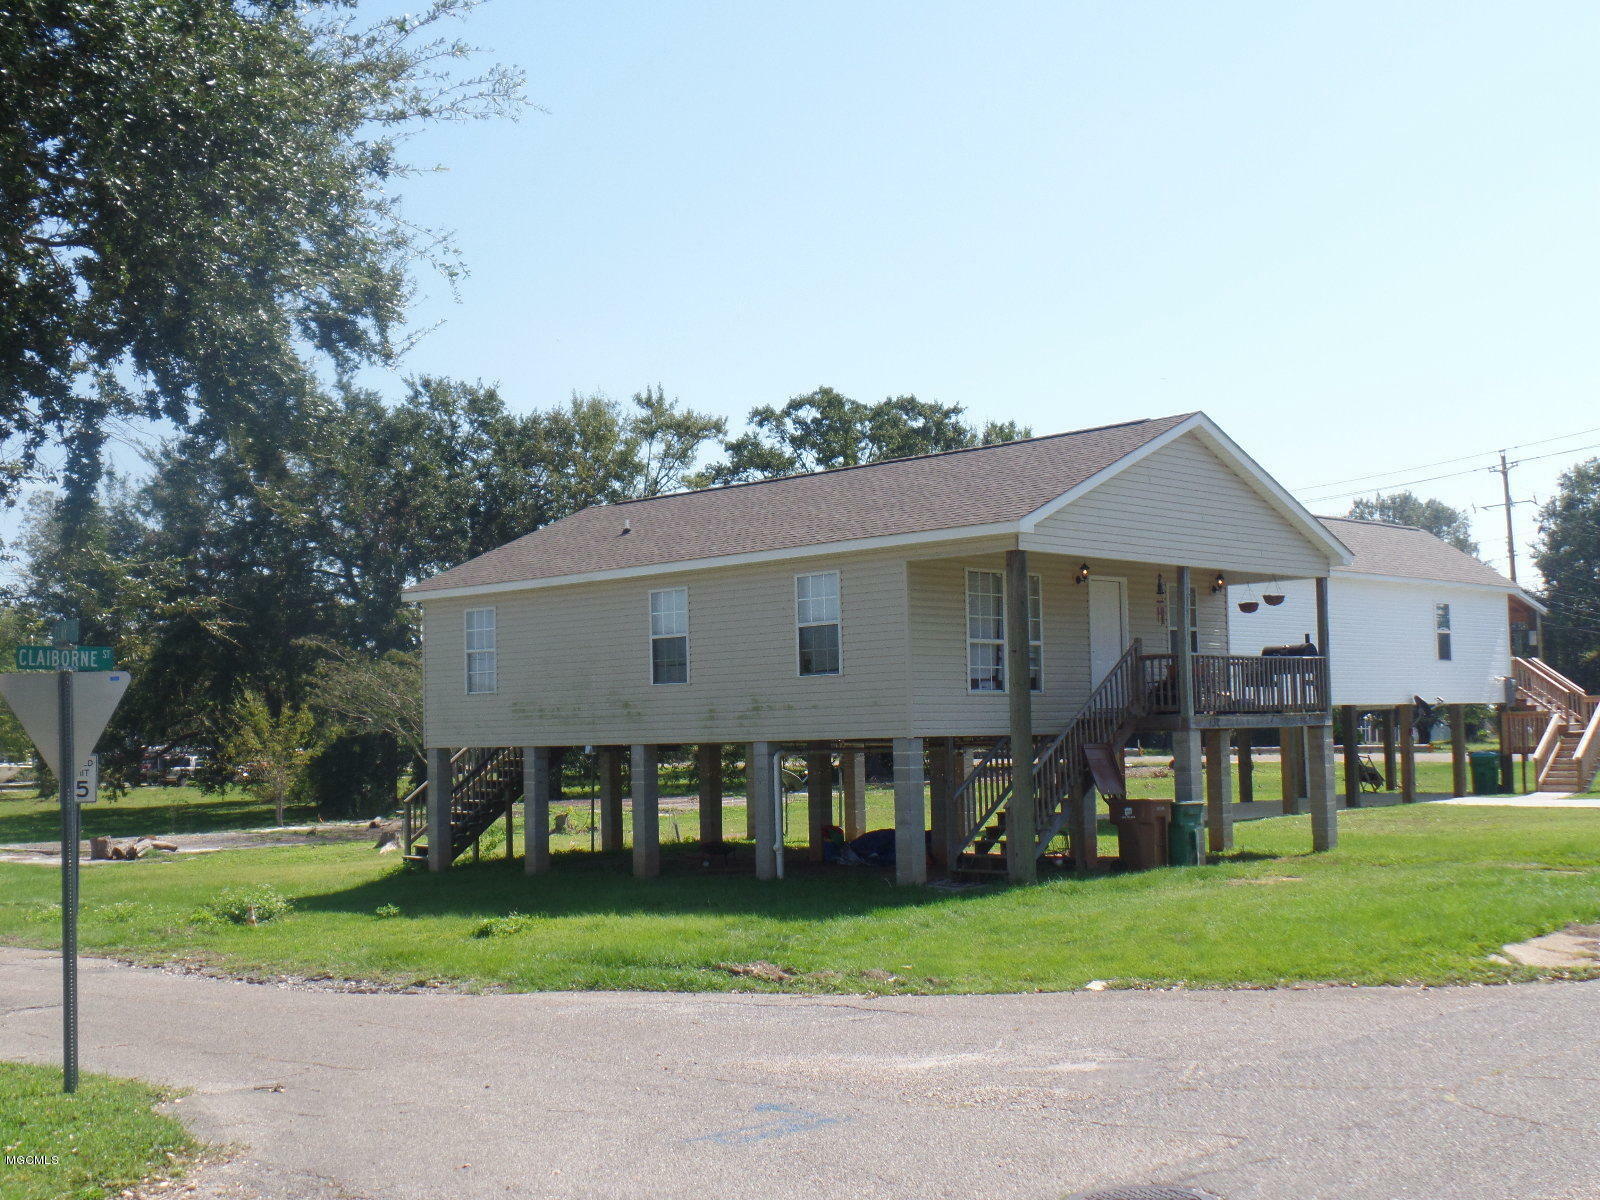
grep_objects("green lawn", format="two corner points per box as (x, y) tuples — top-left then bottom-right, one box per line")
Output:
(0, 786), (319, 845)
(2, 804), (1597, 994)
(0, 1062), (198, 1200)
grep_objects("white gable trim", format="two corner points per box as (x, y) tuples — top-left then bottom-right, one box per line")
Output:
(403, 521), (1019, 602)
(1017, 413), (1354, 566)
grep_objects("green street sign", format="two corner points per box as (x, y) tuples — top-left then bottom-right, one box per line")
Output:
(13, 646), (115, 671)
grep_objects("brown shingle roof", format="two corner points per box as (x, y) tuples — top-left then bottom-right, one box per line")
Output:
(1319, 517), (1514, 588)
(409, 413), (1196, 594)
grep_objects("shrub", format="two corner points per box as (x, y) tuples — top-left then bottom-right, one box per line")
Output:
(374, 903), (401, 919)
(195, 885), (293, 926)
(471, 912), (535, 939)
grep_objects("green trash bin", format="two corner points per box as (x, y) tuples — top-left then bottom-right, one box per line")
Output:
(1169, 799), (1205, 866)
(1470, 749), (1502, 795)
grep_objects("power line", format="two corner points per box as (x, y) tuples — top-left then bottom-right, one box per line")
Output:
(1302, 441), (1600, 506)
(1294, 423), (1600, 495)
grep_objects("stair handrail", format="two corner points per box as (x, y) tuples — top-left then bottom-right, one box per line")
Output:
(1533, 714), (1565, 784)
(1572, 706), (1600, 792)
(401, 746), (495, 855)
(1514, 657), (1596, 724)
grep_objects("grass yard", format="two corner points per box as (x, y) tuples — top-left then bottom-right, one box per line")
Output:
(0, 1062), (198, 1200)
(1, 803), (1597, 994)
(0, 786), (319, 845)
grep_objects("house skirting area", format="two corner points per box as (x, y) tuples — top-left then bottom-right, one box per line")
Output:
(423, 722), (1343, 886)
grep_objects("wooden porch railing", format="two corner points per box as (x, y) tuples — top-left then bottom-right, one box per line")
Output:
(1140, 653), (1328, 716)
(1502, 710), (1548, 756)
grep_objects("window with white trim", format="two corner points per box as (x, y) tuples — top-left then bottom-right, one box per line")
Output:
(1435, 603), (1452, 661)
(649, 587), (689, 684)
(464, 607), (496, 694)
(965, 570), (1042, 692)
(796, 571), (841, 676)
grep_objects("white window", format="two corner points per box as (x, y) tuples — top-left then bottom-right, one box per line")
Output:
(649, 587), (689, 684)
(1435, 603), (1452, 661)
(796, 571), (841, 676)
(464, 608), (496, 694)
(965, 570), (1042, 692)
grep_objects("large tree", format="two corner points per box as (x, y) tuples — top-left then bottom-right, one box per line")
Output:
(694, 387), (1029, 486)
(1347, 491), (1479, 556)
(0, 0), (522, 514)
(1533, 459), (1600, 691)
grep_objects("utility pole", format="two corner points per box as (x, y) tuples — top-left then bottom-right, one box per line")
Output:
(1497, 451), (1517, 583)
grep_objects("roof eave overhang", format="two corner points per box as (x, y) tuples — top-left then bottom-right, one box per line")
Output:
(401, 520), (1021, 602)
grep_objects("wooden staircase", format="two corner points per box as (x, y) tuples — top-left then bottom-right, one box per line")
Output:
(402, 747), (524, 866)
(1512, 657), (1600, 794)
(949, 640), (1146, 876)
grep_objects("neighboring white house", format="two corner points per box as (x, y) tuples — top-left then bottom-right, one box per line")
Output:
(1227, 517), (1543, 708)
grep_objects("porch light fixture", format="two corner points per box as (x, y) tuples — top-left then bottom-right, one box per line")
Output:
(1211, 571), (1226, 594)
(1076, 562), (1090, 584)
(1263, 593), (1285, 606)
(1155, 574), (1165, 596)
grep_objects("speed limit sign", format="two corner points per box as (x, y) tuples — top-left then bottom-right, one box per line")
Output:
(74, 755), (99, 805)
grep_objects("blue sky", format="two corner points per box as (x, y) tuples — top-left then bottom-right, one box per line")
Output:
(291, 4), (1600, 578)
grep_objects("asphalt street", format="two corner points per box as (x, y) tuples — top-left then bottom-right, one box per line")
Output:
(1, 948), (1596, 1200)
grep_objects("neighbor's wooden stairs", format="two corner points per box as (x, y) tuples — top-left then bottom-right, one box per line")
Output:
(1512, 657), (1600, 793)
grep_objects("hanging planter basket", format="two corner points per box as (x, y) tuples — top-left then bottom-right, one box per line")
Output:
(1263, 593), (1286, 606)
(1237, 601), (1259, 613)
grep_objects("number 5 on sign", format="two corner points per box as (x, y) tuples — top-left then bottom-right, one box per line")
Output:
(75, 756), (99, 805)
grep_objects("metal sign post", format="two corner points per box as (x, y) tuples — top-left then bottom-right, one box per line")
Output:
(57, 649), (77, 1093)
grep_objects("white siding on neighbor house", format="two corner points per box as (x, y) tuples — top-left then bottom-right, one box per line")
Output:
(1228, 577), (1513, 706)
(1022, 432), (1332, 578)
(907, 553), (1227, 738)
(421, 545), (919, 748)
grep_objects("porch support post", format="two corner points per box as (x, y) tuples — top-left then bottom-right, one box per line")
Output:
(1397, 703), (1417, 803)
(425, 747), (453, 873)
(630, 744), (659, 878)
(1380, 711), (1398, 790)
(1308, 724), (1338, 851)
(1449, 704), (1469, 797)
(1341, 706), (1362, 808)
(892, 736), (927, 885)
(1236, 730), (1254, 805)
(1174, 566), (1196, 720)
(1005, 548), (1037, 883)
(927, 740), (952, 874)
(746, 742), (776, 880)
(1204, 728), (1234, 853)
(806, 743), (833, 862)
(1497, 705), (1513, 792)
(841, 750), (868, 840)
(523, 746), (551, 875)
(1314, 576), (1332, 658)
(696, 744), (723, 845)
(598, 747), (624, 853)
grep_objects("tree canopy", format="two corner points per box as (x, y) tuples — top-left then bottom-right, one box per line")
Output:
(0, 0), (522, 512)
(692, 387), (1029, 486)
(1534, 459), (1600, 691)
(1347, 491), (1479, 556)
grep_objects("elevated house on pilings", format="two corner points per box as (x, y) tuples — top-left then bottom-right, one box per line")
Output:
(401, 412), (1355, 884)
(1228, 519), (1597, 800)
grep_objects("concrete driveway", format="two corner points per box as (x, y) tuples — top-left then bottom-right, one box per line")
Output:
(1, 948), (1596, 1200)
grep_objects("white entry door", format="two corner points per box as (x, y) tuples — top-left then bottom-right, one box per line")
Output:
(1088, 577), (1129, 685)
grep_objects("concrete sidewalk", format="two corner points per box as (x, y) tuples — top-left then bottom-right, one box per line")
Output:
(2, 949), (1597, 1200)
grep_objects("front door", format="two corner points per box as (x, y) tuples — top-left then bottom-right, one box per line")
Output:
(1088, 577), (1128, 685)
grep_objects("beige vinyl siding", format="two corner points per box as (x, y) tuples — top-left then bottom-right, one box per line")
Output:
(1023, 432), (1330, 578)
(422, 546), (915, 747)
(907, 554), (1227, 738)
